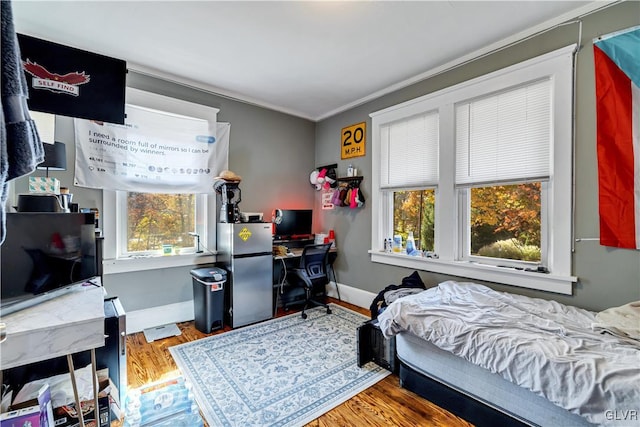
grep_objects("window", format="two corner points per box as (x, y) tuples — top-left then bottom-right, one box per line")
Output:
(126, 192), (198, 255)
(370, 45), (576, 294)
(114, 190), (209, 258)
(101, 89), (222, 273)
(381, 111), (439, 255)
(393, 189), (435, 253)
(101, 189), (213, 274)
(466, 183), (542, 263)
(455, 79), (550, 267)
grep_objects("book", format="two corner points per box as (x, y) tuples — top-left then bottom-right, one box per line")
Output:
(1, 383), (53, 427)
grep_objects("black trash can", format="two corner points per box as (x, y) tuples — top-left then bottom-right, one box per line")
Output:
(191, 267), (227, 333)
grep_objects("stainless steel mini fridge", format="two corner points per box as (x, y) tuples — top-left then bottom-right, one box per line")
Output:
(217, 222), (273, 328)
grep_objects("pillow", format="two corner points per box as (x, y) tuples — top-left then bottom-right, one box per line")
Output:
(592, 301), (640, 341)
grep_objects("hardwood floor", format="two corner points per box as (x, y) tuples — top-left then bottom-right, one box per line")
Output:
(123, 298), (473, 427)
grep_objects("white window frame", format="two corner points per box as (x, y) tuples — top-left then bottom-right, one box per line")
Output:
(115, 191), (209, 258)
(102, 89), (219, 274)
(102, 190), (216, 274)
(458, 182), (548, 269)
(370, 45), (577, 295)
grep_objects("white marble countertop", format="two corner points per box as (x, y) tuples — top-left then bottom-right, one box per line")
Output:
(0, 282), (106, 370)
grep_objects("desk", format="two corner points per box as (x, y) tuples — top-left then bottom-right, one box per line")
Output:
(0, 282), (105, 427)
(273, 248), (338, 314)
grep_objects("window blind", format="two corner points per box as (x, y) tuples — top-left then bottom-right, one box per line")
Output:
(381, 111), (439, 189)
(455, 79), (551, 186)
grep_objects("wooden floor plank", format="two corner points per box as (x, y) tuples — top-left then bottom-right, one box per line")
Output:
(119, 299), (473, 426)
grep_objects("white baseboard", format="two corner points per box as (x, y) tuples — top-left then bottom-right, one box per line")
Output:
(327, 282), (376, 311)
(126, 282), (375, 335)
(127, 301), (194, 335)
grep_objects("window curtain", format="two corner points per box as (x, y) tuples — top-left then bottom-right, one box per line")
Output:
(380, 111), (439, 190)
(455, 79), (551, 187)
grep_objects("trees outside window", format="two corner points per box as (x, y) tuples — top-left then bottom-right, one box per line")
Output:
(127, 193), (197, 253)
(393, 184), (540, 260)
(393, 189), (435, 252)
(470, 183), (541, 262)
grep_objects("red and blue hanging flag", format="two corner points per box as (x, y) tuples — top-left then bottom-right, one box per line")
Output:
(593, 26), (640, 250)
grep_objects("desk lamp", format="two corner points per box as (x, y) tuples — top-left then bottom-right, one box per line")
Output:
(189, 232), (203, 253)
(37, 142), (66, 177)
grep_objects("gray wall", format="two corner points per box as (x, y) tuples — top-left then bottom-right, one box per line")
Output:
(314, 1), (640, 312)
(11, 72), (316, 312)
(8, 2), (638, 313)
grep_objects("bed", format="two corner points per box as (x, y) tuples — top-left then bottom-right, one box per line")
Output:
(376, 280), (640, 426)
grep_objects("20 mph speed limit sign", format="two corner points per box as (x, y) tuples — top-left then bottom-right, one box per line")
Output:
(341, 121), (366, 159)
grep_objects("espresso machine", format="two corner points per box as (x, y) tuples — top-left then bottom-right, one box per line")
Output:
(214, 181), (241, 223)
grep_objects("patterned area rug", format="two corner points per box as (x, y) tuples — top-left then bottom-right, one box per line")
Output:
(169, 304), (390, 426)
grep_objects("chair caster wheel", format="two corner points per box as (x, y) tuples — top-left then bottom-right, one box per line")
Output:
(301, 312), (307, 319)
(327, 308), (332, 314)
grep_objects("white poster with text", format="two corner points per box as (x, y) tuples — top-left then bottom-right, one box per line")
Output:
(74, 104), (228, 193)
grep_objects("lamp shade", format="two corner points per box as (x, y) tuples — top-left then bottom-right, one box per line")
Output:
(37, 141), (66, 171)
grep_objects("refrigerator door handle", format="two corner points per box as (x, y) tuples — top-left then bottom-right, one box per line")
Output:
(120, 331), (126, 356)
(232, 251), (273, 259)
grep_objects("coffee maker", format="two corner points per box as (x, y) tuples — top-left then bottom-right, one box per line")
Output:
(214, 181), (241, 223)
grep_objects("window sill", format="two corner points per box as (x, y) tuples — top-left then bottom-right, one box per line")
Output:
(103, 252), (217, 275)
(369, 251), (576, 295)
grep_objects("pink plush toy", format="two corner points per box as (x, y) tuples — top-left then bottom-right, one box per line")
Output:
(317, 168), (327, 182)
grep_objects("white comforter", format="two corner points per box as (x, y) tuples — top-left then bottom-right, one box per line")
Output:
(377, 281), (640, 426)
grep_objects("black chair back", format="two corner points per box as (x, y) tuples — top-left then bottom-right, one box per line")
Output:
(289, 243), (333, 318)
(299, 243), (332, 285)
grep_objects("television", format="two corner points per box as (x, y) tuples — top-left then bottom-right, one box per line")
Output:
(1, 212), (97, 315)
(273, 209), (313, 240)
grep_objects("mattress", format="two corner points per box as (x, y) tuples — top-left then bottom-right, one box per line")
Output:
(396, 332), (592, 426)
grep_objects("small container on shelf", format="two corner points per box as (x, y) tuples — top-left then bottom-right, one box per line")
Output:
(392, 235), (403, 253)
(406, 231), (419, 256)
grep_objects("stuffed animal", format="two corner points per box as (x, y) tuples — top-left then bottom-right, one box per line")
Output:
(310, 167), (337, 191)
(309, 170), (322, 190)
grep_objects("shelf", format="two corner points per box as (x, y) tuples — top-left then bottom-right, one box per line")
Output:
(337, 176), (364, 187)
(337, 175), (363, 183)
(316, 163), (338, 171)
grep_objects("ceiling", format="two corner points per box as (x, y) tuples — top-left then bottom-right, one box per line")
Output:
(12, 1), (606, 122)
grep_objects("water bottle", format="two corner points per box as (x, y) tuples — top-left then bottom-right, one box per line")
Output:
(406, 231), (416, 255)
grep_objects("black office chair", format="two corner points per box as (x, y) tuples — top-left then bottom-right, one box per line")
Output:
(288, 243), (333, 319)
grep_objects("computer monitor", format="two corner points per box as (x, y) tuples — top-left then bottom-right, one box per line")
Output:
(273, 209), (313, 240)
